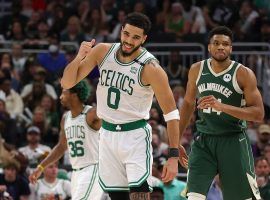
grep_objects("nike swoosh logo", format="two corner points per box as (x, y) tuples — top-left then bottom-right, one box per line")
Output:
(202, 72), (209, 75)
(239, 138), (246, 142)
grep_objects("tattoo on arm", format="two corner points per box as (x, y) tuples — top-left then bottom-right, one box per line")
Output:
(145, 59), (159, 68)
(130, 192), (150, 200)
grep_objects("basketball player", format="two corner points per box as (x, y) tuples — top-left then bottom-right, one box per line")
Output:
(29, 80), (105, 200)
(61, 12), (188, 200)
(178, 26), (264, 200)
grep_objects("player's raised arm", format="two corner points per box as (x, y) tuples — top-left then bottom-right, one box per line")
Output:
(61, 41), (110, 89)
(28, 116), (68, 184)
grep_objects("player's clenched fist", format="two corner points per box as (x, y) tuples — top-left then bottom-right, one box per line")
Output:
(77, 39), (95, 60)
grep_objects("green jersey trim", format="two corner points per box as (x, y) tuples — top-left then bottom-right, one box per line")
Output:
(232, 63), (243, 94)
(113, 47), (147, 66)
(99, 43), (116, 70)
(128, 126), (151, 187)
(101, 119), (147, 132)
(98, 177), (129, 191)
(196, 61), (204, 85)
(207, 59), (235, 77)
(79, 164), (97, 200)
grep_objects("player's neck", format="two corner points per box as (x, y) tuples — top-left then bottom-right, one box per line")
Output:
(29, 143), (39, 149)
(210, 58), (232, 73)
(44, 176), (56, 184)
(70, 104), (85, 118)
(117, 48), (142, 63)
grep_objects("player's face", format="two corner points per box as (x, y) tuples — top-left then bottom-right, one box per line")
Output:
(120, 24), (147, 57)
(60, 89), (71, 108)
(208, 35), (232, 62)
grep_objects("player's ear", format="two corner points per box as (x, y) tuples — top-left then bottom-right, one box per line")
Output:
(142, 35), (147, 44)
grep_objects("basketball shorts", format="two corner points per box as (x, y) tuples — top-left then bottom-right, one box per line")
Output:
(187, 131), (261, 200)
(71, 164), (105, 200)
(98, 119), (153, 192)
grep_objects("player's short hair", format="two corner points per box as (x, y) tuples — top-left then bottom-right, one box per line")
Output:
(208, 26), (233, 43)
(69, 79), (91, 103)
(123, 12), (151, 35)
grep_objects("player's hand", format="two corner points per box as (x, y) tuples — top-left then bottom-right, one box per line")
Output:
(29, 168), (43, 184)
(161, 157), (178, 183)
(179, 145), (188, 169)
(77, 39), (95, 60)
(197, 95), (223, 111)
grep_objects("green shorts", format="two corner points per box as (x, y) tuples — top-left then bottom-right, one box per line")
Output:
(187, 132), (261, 200)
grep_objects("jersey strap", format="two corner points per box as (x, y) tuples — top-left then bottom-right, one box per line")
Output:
(102, 119), (147, 132)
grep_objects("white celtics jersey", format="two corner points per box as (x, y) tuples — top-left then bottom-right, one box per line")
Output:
(64, 105), (99, 169)
(32, 179), (71, 200)
(97, 43), (156, 123)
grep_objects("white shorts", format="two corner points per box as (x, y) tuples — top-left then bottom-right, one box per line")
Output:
(71, 164), (104, 200)
(98, 121), (153, 191)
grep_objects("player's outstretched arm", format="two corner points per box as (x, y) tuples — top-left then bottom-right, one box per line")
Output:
(61, 42), (110, 89)
(28, 116), (68, 184)
(197, 66), (264, 122)
(141, 60), (185, 182)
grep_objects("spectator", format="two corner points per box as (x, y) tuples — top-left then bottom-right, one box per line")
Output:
(5, 21), (25, 41)
(107, 9), (126, 42)
(152, 130), (168, 159)
(18, 126), (51, 174)
(158, 178), (187, 200)
(11, 43), (27, 76)
(263, 143), (270, 163)
(37, 37), (67, 82)
(166, 51), (188, 87)
(0, 70), (24, 119)
(252, 124), (270, 157)
(255, 157), (270, 200)
(0, 93), (20, 146)
(235, 0), (259, 41)
(207, 175), (223, 200)
(60, 15), (85, 44)
(23, 81), (48, 111)
(83, 8), (108, 43)
(29, 162), (71, 200)
(165, 2), (190, 40)
(172, 85), (186, 109)
(0, 160), (31, 200)
(39, 94), (59, 136)
(21, 65), (57, 101)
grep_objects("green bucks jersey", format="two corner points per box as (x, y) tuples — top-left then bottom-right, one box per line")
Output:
(196, 59), (247, 135)
(64, 105), (99, 169)
(96, 43), (157, 124)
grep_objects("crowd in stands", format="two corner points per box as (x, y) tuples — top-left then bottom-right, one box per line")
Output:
(0, 0), (269, 199)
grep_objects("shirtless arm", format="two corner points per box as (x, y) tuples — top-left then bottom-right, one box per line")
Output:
(141, 60), (181, 182)
(179, 62), (200, 137)
(197, 66), (264, 122)
(86, 107), (101, 131)
(28, 116), (68, 184)
(61, 42), (111, 89)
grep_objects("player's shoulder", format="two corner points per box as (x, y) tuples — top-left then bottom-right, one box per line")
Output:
(188, 61), (203, 77)
(235, 63), (256, 80)
(95, 43), (114, 52)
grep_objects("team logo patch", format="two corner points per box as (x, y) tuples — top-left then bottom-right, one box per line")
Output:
(223, 74), (231, 82)
(130, 67), (138, 74)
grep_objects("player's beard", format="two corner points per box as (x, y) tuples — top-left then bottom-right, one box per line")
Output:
(119, 42), (142, 57)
